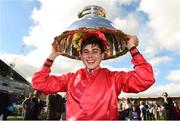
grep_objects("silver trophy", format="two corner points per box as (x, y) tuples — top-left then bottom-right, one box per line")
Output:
(52, 5), (128, 60)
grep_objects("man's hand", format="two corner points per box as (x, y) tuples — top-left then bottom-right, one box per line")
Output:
(48, 47), (63, 61)
(126, 35), (139, 50)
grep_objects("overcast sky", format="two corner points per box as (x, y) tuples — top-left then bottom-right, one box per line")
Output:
(0, 0), (180, 98)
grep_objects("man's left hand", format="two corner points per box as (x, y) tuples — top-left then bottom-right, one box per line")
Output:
(126, 35), (139, 50)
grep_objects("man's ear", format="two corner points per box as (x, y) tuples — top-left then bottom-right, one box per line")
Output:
(101, 53), (105, 59)
(79, 51), (82, 60)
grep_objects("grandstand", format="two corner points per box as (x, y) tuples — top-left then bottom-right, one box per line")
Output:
(0, 59), (32, 95)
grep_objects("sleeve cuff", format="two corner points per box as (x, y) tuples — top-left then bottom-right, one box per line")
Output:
(43, 58), (54, 67)
(129, 47), (140, 57)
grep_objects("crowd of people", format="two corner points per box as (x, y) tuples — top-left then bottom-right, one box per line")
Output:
(21, 90), (66, 120)
(118, 92), (180, 120)
(1, 90), (180, 120)
(0, 92), (24, 120)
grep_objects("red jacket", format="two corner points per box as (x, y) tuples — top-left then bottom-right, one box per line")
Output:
(32, 48), (155, 120)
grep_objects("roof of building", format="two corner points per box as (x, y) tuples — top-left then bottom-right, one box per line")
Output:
(0, 59), (30, 85)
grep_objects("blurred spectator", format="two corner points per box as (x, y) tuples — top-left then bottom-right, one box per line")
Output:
(173, 101), (180, 119)
(47, 94), (56, 120)
(122, 98), (132, 110)
(132, 100), (140, 119)
(61, 95), (66, 120)
(139, 101), (146, 121)
(27, 97), (41, 120)
(33, 90), (46, 119)
(55, 94), (64, 119)
(129, 105), (140, 120)
(22, 92), (33, 120)
(118, 98), (132, 120)
(153, 102), (161, 120)
(0, 92), (9, 120)
(148, 104), (155, 120)
(47, 94), (64, 120)
(3, 94), (12, 120)
(160, 92), (175, 120)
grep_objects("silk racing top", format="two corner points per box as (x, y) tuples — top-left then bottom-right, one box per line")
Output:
(32, 48), (155, 120)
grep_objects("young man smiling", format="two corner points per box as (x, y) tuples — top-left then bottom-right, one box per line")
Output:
(80, 36), (105, 72)
(32, 32), (155, 120)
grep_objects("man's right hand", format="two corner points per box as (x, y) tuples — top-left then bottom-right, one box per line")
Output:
(48, 47), (63, 61)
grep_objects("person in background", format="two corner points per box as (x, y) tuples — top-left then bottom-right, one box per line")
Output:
(160, 92), (175, 120)
(47, 94), (64, 120)
(173, 101), (180, 119)
(33, 90), (46, 119)
(122, 97), (132, 120)
(0, 92), (9, 120)
(4, 96), (14, 120)
(32, 33), (155, 120)
(47, 94), (55, 120)
(27, 97), (41, 120)
(139, 101), (146, 121)
(22, 92), (33, 120)
(129, 105), (139, 120)
(153, 102), (161, 120)
(61, 95), (66, 120)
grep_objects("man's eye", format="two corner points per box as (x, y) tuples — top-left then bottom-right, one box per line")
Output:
(83, 51), (88, 54)
(93, 50), (99, 53)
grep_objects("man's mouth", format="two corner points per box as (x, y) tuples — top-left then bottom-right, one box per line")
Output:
(87, 60), (95, 64)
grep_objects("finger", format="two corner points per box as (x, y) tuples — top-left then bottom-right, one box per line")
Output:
(56, 51), (62, 56)
(125, 34), (131, 39)
(125, 34), (134, 38)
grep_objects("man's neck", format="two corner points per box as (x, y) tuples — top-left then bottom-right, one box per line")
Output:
(86, 66), (100, 74)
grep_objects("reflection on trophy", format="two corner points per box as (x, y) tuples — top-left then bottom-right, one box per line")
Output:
(52, 5), (128, 60)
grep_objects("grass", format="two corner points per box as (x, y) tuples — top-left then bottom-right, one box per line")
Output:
(7, 116), (23, 120)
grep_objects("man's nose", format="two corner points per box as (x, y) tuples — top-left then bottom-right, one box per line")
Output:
(87, 52), (93, 58)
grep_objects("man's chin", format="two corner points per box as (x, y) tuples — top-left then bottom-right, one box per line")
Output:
(87, 67), (95, 70)
(86, 65), (99, 70)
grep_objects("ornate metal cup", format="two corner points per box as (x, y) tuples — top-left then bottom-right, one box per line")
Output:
(52, 5), (128, 60)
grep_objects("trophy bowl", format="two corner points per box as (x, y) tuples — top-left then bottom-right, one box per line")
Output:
(52, 5), (129, 60)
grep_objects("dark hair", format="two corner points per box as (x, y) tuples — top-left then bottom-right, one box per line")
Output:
(162, 92), (168, 97)
(80, 36), (105, 53)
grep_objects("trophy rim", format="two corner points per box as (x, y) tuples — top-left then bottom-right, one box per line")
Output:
(53, 27), (129, 60)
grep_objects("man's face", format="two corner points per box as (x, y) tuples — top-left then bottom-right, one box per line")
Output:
(80, 44), (104, 70)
